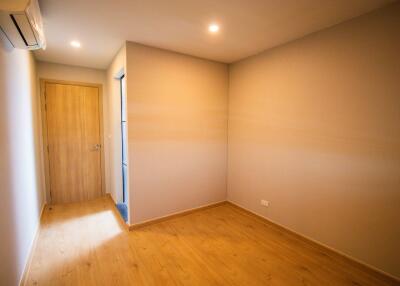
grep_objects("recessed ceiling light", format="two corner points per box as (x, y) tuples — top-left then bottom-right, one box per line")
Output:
(208, 24), (219, 33)
(70, 40), (81, 48)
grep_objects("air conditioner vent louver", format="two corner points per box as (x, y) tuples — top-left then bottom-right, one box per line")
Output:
(11, 14), (38, 46)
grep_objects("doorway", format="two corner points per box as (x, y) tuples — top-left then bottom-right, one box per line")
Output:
(41, 80), (105, 204)
(116, 74), (129, 222)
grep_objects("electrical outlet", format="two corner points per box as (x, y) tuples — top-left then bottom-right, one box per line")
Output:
(261, 200), (269, 207)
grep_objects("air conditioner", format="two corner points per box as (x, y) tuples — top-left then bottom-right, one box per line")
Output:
(0, 0), (46, 50)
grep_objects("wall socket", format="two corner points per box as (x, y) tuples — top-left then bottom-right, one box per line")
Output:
(260, 200), (270, 207)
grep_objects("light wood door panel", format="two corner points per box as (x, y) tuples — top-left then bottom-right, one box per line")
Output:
(45, 83), (102, 203)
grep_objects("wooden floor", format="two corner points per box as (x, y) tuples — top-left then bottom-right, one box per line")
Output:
(25, 196), (397, 286)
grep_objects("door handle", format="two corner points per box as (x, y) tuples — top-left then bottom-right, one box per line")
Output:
(92, 144), (101, 151)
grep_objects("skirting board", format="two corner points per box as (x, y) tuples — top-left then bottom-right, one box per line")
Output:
(19, 203), (46, 286)
(226, 200), (400, 285)
(129, 201), (227, 230)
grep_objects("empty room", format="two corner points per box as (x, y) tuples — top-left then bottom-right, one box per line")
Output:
(1, 0), (399, 285)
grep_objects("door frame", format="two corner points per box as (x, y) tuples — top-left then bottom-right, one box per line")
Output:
(40, 78), (106, 204)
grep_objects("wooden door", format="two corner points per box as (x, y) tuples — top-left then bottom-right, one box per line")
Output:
(45, 82), (103, 203)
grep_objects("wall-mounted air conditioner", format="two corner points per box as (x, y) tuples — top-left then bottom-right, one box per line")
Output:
(0, 0), (46, 50)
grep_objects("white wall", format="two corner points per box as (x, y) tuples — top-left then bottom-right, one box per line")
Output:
(227, 3), (400, 278)
(126, 42), (228, 224)
(0, 34), (45, 285)
(36, 62), (109, 199)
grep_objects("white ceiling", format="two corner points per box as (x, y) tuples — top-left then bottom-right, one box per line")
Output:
(34, 0), (395, 69)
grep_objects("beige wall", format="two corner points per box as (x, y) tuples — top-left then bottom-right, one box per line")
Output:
(227, 3), (400, 278)
(106, 45), (126, 205)
(126, 42), (228, 224)
(36, 62), (110, 200)
(0, 35), (45, 285)
(37, 61), (106, 85)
